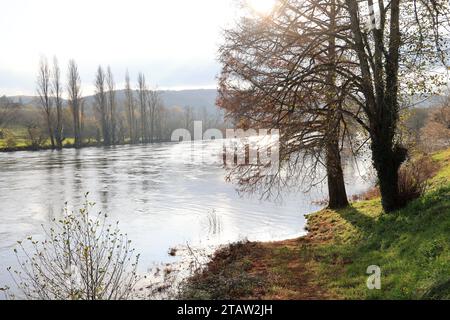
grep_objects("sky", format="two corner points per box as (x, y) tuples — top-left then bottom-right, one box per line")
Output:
(0, 0), (249, 96)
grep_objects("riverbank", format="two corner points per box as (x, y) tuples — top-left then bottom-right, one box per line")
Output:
(0, 139), (173, 153)
(180, 148), (450, 300)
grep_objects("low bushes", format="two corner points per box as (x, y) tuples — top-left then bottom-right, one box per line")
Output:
(397, 155), (439, 206)
(353, 154), (439, 206)
(6, 195), (140, 300)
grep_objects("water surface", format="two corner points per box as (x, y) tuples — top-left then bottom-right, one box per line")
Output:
(0, 140), (371, 292)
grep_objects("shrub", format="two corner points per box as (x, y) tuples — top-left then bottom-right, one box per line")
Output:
(1, 129), (17, 148)
(7, 194), (140, 300)
(352, 155), (439, 207)
(5, 135), (17, 148)
(397, 155), (439, 206)
(26, 124), (46, 149)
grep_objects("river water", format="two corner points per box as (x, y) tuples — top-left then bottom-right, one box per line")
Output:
(0, 140), (372, 293)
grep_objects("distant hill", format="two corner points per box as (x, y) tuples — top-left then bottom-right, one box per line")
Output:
(8, 89), (219, 113)
(7, 96), (39, 106)
(404, 95), (444, 109)
(8, 90), (445, 112)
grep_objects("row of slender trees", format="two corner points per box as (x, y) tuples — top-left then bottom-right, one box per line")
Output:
(36, 57), (165, 149)
(37, 57), (65, 148)
(219, 0), (450, 212)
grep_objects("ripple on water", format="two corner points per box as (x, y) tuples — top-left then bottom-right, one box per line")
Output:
(0, 140), (373, 292)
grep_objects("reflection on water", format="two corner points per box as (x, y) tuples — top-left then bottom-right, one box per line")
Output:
(0, 140), (372, 290)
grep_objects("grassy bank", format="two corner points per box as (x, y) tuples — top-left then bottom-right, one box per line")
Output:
(0, 127), (172, 153)
(0, 139), (98, 152)
(0, 127), (81, 152)
(181, 148), (450, 300)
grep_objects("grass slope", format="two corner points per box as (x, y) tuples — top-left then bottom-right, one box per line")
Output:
(181, 148), (450, 300)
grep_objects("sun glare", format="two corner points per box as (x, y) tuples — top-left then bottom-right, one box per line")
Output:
(247, 0), (277, 15)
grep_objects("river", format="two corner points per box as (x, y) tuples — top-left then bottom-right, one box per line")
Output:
(0, 140), (372, 294)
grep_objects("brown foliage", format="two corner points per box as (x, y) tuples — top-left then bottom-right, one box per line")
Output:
(351, 187), (381, 202)
(421, 103), (450, 152)
(397, 155), (440, 205)
(26, 123), (46, 149)
(352, 155), (439, 206)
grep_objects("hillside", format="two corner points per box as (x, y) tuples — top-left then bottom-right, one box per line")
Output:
(83, 89), (218, 112)
(8, 89), (219, 113)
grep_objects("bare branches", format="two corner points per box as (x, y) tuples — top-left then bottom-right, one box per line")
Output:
(218, 0), (356, 201)
(138, 73), (148, 143)
(218, 0), (450, 211)
(8, 196), (140, 300)
(67, 60), (83, 148)
(94, 66), (110, 146)
(125, 70), (137, 144)
(106, 66), (116, 144)
(52, 57), (64, 149)
(37, 56), (55, 148)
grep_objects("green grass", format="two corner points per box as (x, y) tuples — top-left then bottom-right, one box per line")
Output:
(432, 149), (450, 186)
(0, 127), (28, 148)
(297, 148), (450, 299)
(0, 127), (91, 150)
(317, 184), (450, 299)
(181, 148), (450, 300)
(0, 140), (28, 148)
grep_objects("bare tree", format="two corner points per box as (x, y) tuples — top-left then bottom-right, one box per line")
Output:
(137, 73), (148, 143)
(8, 197), (140, 300)
(37, 56), (55, 148)
(341, 0), (449, 210)
(106, 66), (116, 145)
(148, 88), (160, 143)
(219, 0), (450, 212)
(218, 0), (350, 207)
(25, 120), (46, 150)
(324, 0), (349, 208)
(125, 70), (137, 144)
(94, 66), (110, 146)
(52, 57), (64, 149)
(67, 60), (83, 148)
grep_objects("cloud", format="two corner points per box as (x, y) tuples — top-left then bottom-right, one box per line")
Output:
(0, 0), (236, 96)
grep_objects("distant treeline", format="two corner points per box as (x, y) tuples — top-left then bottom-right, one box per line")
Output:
(0, 57), (225, 150)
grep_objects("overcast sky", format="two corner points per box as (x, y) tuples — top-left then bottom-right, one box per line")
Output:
(0, 0), (245, 96)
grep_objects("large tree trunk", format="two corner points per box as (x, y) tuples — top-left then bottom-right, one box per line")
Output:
(371, 0), (405, 212)
(326, 133), (349, 209)
(345, 0), (406, 212)
(371, 124), (407, 212)
(325, 0), (348, 209)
